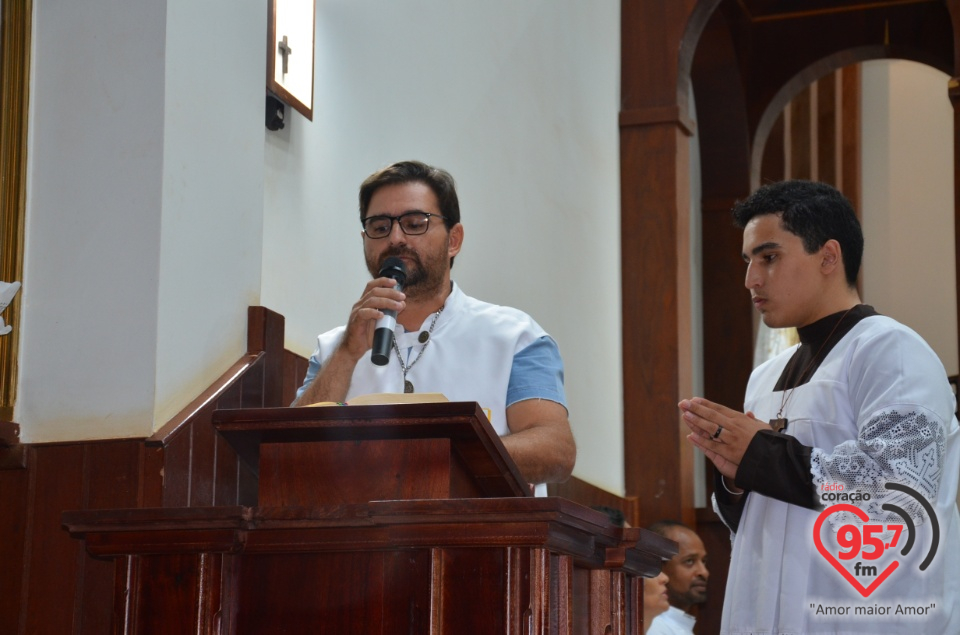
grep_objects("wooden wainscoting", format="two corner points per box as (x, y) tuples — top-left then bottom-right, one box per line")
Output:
(0, 306), (295, 635)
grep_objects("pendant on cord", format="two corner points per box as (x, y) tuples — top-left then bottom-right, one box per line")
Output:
(404, 380), (414, 394)
(770, 417), (788, 433)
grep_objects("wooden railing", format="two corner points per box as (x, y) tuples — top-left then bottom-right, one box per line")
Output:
(549, 476), (641, 528)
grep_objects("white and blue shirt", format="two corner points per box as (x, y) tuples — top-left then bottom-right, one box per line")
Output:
(296, 282), (567, 439)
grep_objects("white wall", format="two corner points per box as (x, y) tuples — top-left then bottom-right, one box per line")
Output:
(19, 0), (265, 441)
(262, 1), (625, 492)
(154, 0), (265, 426)
(861, 60), (957, 375)
(20, 0), (167, 441)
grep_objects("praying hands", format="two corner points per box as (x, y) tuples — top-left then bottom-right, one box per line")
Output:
(678, 398), (769, 482)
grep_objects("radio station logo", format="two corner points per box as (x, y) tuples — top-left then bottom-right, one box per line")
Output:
(812, 482), (940, 599)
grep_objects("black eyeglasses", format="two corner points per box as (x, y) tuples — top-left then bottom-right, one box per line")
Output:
(361, 211), (445, 239)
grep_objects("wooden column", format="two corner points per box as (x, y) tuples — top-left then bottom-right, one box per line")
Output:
(620, 0), (701, 525)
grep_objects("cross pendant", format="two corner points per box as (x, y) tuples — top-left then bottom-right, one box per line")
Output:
(770, 417), (788, 432)
(278, 35), (293, 74)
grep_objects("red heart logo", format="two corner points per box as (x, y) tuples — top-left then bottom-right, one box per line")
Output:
(813, 503), (900, 597)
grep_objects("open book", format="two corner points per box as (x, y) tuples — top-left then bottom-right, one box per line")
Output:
(307, 393), (449, 407)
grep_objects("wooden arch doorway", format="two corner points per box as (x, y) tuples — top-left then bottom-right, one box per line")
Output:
(621, 2), (958, 631)
(690, 2), (958, 445)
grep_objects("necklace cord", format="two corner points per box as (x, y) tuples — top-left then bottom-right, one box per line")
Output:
(392, 306), (444, 391)
(776, 306), (856, 419)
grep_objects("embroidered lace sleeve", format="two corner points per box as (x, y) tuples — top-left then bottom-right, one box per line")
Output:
(811, 406), (946, 526)
(729, 408), (948, 528)
(821, 321), (956, 527)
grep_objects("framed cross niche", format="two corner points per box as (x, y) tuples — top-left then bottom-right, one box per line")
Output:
(267, 0), (315, 121)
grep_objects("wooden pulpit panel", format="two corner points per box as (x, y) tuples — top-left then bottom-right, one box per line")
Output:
(235, 548), (519, 634)
(123, 553), (226, 635)
(258, 438), (482, 506)
(235, 551), (432, 633)
(64, 499), (676, 635)
(213, 402), (531, 506)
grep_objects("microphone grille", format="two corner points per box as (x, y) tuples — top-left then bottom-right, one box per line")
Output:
(379, 256), (407, 282)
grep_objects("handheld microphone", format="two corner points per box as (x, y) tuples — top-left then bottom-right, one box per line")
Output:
(370, 256), (407, 366)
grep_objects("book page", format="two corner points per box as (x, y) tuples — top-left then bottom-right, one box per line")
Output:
(307, 393), (449, 407)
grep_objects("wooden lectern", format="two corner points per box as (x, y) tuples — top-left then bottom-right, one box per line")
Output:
(64, 403), (675, 634)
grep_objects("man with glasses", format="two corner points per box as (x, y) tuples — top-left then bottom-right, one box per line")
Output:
(293, 160), (576, 491)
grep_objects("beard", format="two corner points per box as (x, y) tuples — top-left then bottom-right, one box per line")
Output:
(366, 240), (449, 301)
(668, 584), (708, 608)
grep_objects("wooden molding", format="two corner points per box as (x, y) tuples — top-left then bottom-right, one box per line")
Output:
(0, 421), (25, 469)
(0, 0), (32, 420)
(619, 106), (696, 136)
(147, 353), (263, 447)
(0, 445), (26, 469)
(150, 306), (288, 447)
(0, 420), (18, 447)
(548, 476), (641, 528)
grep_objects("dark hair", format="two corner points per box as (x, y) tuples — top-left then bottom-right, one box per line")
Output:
(732, 180), (863, 287)
(359, 160), (460, 229)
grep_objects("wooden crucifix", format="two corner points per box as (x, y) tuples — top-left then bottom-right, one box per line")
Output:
(278, 35), (293, 75)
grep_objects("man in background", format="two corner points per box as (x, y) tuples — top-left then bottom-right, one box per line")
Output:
(645, 520), (709, 635)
